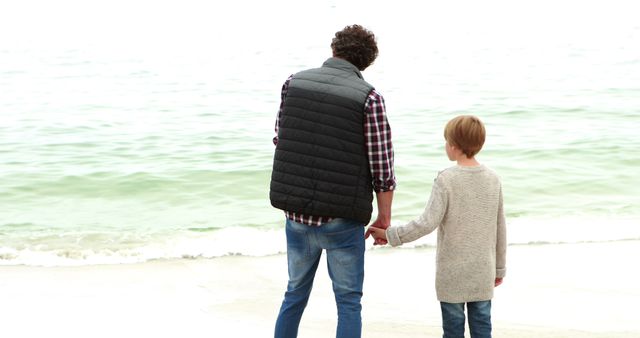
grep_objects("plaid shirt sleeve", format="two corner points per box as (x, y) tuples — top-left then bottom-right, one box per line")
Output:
(273, 75), (293, 146)
(364, 89), (396, 192)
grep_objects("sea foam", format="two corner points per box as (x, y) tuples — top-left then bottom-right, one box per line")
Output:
(1, 215), (638, 266)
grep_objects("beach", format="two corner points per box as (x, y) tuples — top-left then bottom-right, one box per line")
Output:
(2, 240), (639, 338)
(1, 1), (639, 337)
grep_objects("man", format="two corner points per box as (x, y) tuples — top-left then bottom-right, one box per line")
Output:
(270, 24), (395, 338)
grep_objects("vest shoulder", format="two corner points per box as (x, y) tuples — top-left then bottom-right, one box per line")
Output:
(292, 67), (374, 91)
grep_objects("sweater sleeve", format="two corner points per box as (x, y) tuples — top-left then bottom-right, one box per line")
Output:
(386, 177), (447, 247)
(495, 185), (507, 278)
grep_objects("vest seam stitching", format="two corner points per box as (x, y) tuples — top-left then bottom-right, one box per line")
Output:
(271, 170), (364, 188)
(275, 149), (363, 169)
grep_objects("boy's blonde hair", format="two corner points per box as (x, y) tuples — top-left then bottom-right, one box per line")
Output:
(444, 115), (486, 158)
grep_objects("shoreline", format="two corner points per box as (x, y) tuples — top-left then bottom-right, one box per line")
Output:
(1, 241), (639, 337)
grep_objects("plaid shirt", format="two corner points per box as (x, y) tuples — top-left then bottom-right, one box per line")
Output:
(273, 75), (396, 226)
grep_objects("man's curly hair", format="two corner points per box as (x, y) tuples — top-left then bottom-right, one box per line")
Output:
(331, 25), (378, 71)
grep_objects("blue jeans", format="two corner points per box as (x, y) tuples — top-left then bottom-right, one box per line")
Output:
(274, 218), (365, 338)
(440, 301), (492, 338)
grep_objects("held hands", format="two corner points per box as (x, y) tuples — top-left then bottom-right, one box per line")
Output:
(366, 226), (388, 245)
(365, 217), (389, 246)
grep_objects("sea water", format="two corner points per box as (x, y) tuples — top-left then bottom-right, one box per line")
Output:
(1, 0), (639, 265)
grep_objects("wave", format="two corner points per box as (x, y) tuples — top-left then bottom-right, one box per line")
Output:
(0, 227), (286, 267)
(1, 215), (639, 267)
(1, 169), (271, 202)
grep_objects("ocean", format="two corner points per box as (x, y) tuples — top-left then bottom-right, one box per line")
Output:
(1, 0), (639, 266)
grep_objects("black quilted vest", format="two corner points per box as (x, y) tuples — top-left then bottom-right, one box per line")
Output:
(269, 58), (375, 224)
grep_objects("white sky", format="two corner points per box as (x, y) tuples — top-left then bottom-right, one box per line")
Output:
(1, 0), (638, 51)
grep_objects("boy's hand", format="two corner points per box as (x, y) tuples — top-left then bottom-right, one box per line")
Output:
(495, 278), (503, 287)
(366, 226), (388, 246)
(365, 218), (390, 245)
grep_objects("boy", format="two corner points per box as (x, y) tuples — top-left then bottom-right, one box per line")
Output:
(366, 115), (507, 338)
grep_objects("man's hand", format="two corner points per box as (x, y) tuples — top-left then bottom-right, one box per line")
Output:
(495, 278), (503, 287)
(366, 190), (393, 245)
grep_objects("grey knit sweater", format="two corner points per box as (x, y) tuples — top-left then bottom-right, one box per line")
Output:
(386, 165), (507, 303)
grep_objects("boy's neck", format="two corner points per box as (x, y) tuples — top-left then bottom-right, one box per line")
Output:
(456, 155), (480, 167)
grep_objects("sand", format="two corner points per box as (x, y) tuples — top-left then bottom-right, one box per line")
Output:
(1, 240), (639, 338)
